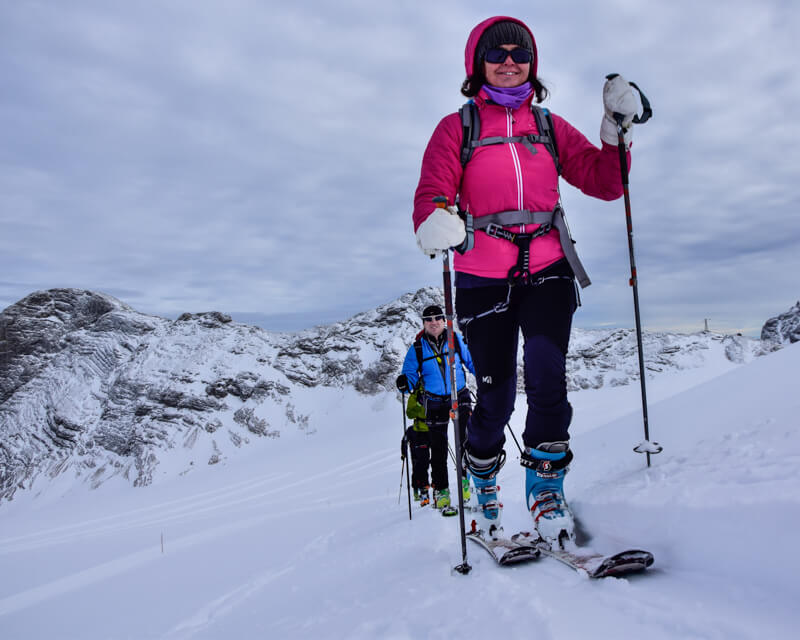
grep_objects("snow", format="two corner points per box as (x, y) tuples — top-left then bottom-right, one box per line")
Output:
(1, 344), (799, 639)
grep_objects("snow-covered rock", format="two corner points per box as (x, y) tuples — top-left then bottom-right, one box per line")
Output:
(0, 287), (440, 501)
(0, 287), (781, 501)
(761, 300), (800, 345)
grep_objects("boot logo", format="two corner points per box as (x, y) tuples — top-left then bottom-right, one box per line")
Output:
(482, 375), (492, 384)
(537, 460), (559, 479)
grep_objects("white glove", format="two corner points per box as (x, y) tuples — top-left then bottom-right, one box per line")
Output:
(600, 74), (638, 148)
(415, 206), (466, 257)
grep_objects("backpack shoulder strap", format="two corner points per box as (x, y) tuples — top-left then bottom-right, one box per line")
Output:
(531, 105), (561, 175)
(459, 101), (480, 167)
(460, 101), (559, 174)
(450, 331), (468, 377)
(414, 331), (466, 382)
(452, 331), (464, 362)
(413, 332), (425, 381)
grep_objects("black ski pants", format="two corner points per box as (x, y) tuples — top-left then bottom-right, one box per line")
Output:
(408, 388), (471, 491)
(456, 260), (577, 459)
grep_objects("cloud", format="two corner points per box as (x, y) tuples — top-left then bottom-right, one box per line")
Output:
(1, 0), (798, 335)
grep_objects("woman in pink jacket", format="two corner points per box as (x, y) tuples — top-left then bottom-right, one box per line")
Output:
(412, 16), (639, 544)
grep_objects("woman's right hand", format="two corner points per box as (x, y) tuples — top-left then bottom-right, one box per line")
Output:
(415, 206), (466, 257)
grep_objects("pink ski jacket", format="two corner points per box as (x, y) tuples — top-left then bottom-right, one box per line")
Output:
(413, 16), (629, 281)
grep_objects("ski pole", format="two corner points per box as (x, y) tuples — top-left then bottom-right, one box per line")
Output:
(433, 195), (471, 575)
(400, 392), (412, 519)
(398, 455), (406, 504)
(471, 388), (523, 456)
(448, 441), (467, 491)
(505, 422), (523, 456)
(607, 75), (661, 467)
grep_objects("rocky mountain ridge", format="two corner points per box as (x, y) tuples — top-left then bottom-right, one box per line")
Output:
(0, 288), (791, 502)
(761, 300), (800, 345)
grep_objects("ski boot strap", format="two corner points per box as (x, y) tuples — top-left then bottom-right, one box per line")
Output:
(531, 491), (568, 518)
(520, 443), (573, 476)
(474, 484), (500, 495)
(464, 449), (507, 479)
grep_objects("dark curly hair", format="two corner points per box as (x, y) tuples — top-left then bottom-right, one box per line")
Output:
(461, 69), (549, 102)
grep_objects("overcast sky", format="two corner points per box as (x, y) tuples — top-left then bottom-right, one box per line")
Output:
(1, 0), (798, 335)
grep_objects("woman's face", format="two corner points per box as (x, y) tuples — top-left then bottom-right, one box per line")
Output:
(483, 44), (531, 88)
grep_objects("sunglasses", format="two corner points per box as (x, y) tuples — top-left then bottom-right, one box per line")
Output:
(422, 315), (445, 322)
(484, 47), (533, 64)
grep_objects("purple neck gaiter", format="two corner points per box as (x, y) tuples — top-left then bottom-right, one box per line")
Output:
(483, 82), (533, 109)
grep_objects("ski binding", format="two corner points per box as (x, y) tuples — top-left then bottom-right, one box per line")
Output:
(511, 531), (654, 578)
(466, 527), (541, 566)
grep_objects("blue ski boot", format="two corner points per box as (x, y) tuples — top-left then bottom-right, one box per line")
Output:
(465, 449), (506, 540)
(521, 442), (575, 547)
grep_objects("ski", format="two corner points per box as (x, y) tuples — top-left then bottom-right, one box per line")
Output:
(466, 530), (541, 566)
(511, 532), (654, 578)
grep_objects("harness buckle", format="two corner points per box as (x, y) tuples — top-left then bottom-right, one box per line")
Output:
(484, 222), (504, 238)
(485, 223), (518, 243)
(532, 223), (552, 239)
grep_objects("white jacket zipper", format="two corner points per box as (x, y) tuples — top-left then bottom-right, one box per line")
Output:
(507, 108), (524, 231)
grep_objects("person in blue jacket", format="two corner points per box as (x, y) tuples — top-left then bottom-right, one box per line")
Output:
(396, 304), (475, 510)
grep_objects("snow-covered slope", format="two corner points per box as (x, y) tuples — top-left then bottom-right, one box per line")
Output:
(0, 288), (772, 503)
(0, 339), (797, 639)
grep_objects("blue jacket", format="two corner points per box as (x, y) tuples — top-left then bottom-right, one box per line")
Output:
(401, 330), (475, 396)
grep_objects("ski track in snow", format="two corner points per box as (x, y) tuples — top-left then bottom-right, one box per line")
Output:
(0, 448), (395, 620)
(1, 346), (799, 639)
(0, 473), (285, 554)
(163, 565), (295, 640)
(0, 448), (396, 556)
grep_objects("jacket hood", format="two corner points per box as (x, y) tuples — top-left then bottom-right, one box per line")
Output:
(464, 16), (538, 79)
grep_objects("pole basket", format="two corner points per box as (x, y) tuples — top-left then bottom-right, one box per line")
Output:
(633, 440), (663, 455)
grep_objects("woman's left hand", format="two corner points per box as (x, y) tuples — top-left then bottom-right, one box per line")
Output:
(600, 74), (638, 148)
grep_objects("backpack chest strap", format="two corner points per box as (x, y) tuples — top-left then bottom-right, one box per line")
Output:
(468, 133), (555, 159)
